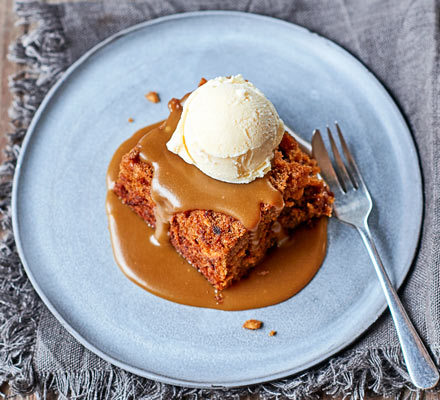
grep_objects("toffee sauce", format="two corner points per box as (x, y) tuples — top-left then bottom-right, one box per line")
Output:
(106, 98), (328, 310)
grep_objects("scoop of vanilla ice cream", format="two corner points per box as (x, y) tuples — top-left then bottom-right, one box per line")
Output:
(166, 75), (285, 184)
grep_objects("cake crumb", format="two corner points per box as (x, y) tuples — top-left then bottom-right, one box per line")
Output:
(243, 319), (263, 330)
(128, 117), (134, 123)
(146, 91), (160, 103)
(269, 330), (277, 336)
(257, 270), (269, 276)
(198, 77), (207, 86)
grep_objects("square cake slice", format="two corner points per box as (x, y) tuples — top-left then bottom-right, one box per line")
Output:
(114, 133), (333, 291)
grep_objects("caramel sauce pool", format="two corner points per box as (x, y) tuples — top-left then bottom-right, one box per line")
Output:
(106, 104), (328, 310)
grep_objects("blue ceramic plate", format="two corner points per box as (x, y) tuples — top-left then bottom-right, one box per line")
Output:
(12, 12), (422, 388)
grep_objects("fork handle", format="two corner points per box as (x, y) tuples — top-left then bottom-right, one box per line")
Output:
(356, 223), (439, 389)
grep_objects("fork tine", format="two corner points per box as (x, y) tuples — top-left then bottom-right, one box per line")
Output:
(335, 122), (366, 190)
(312, 129), (343, 194)
(327, 126), (354, 192)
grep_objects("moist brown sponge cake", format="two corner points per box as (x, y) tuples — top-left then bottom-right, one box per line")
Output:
(114, 133), (333, 291)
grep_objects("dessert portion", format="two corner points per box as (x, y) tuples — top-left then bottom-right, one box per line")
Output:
(112, 76), (333, 292)
(167, 75), (285, 184)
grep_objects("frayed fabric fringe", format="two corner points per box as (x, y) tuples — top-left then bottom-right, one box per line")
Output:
(0, 1), (437, 399)
(25, 348), (439, 400)
(0, 0), (69, 397)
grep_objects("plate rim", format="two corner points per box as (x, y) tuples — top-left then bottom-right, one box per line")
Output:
(11, 10), (423, 389)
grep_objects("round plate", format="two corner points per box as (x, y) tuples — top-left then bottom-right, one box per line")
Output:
(12, 12), (422, 388)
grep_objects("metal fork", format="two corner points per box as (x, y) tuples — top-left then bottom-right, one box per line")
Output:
(312, 123), (439, 390)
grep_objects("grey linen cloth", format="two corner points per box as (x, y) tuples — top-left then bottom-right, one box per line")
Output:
(1, 0), (439, 398)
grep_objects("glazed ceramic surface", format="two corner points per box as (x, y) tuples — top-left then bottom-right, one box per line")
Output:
(12, 12), (422, 388)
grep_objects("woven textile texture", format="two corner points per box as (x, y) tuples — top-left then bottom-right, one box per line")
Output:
(0, 0), (438, 398)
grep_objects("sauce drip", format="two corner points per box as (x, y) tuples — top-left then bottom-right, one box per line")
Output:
(106, 107), (329, 310)
(136, 97), (284, 243)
